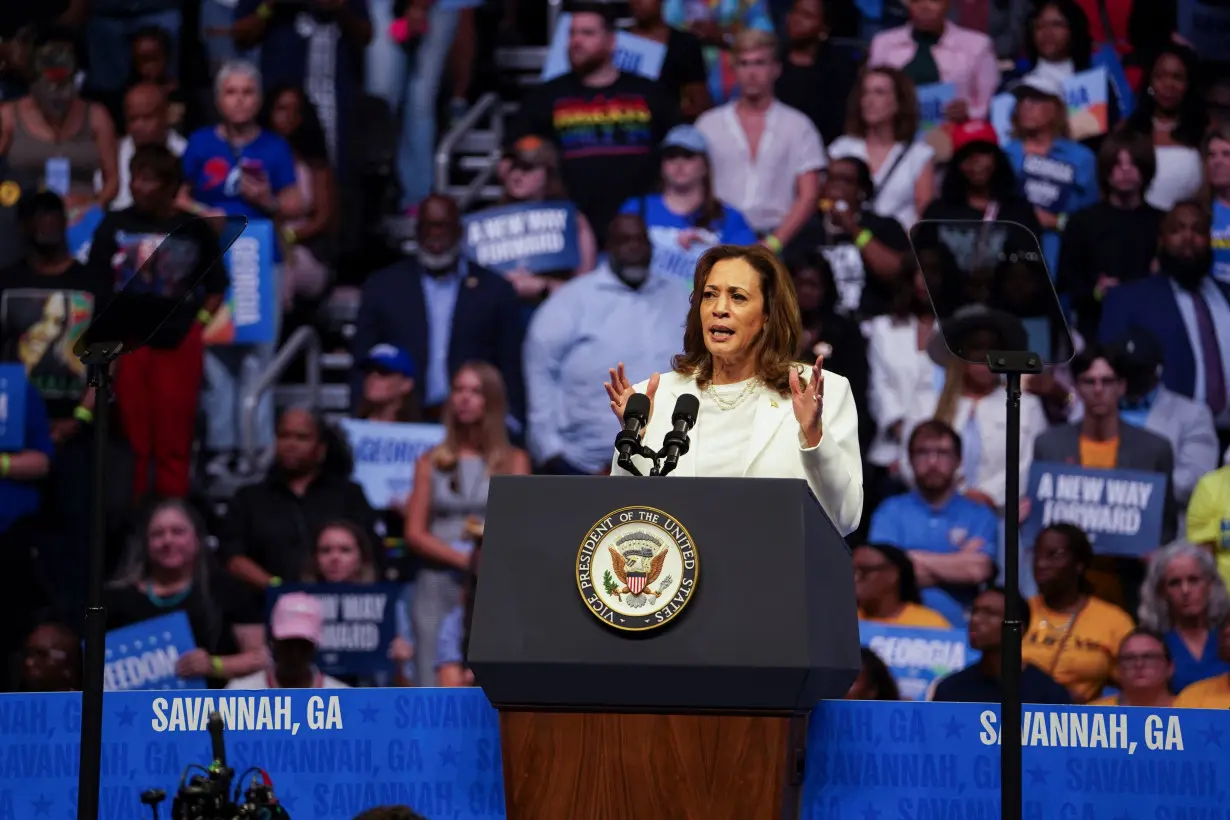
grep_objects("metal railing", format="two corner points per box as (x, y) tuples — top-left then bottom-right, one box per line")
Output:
(433, 92), (504, 210)
(240, 325), (321, 466)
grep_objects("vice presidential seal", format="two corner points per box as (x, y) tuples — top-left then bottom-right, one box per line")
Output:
(575, 505), (699, 631)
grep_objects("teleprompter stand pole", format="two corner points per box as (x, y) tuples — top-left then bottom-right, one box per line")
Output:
(77, 340), (124, 820)
(987, 350), (1043, 820)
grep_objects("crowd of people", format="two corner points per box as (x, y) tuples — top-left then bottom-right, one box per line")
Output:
(1, 0), (1230, 762)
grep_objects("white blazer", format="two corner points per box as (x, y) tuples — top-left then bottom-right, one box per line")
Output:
(610, 368), (865, 535)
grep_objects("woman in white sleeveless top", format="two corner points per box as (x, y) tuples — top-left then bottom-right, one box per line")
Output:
(827, 66), (935, 230)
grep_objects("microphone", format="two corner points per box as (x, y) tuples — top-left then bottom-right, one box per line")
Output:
(657, 395), (699, 477)
(614, 393), (653, 476)
(208, 711), (227, 769)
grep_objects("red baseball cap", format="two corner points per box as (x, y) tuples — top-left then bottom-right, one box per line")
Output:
(950, 121), (999, 153)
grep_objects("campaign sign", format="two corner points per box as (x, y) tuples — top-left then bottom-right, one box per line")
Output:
(0, 691), (1224, 820)
(67, 205), (105, 264)
(1020, 152), (1077, 214)
(203, 218), (276, 345)
(0, 364), (27, 451)
(103, 611), (204, 692)
(267, 583), (401, 676)
(1022, 462), (1167, 557)
(915, 82), (956, 133)
(860, 621), (978, 701)
(541, 14), (666, 81)
(990, 68), (1110, 143)
(338, 418), (446, 510)
(462, 201), (580, 275)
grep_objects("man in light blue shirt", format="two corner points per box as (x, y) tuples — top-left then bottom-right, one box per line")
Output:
(525, 214), (691, 474)
(868, 420), (1000, 626)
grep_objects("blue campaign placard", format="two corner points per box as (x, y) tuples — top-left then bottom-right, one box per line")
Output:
(860, 621), (980, 701)
(0, 691), (1225, 819)
(267, 583), (402, 677)
(338, 418), (446, 510)
(1022, 462), (1167, 557)
(0, 363), (28, 452)
(103, 611), (205, 692)
(219, 218), (276, 345)
(462, 201), (580, 274)
(916, 82), (956, 133)
(541, 14), (666, 82)
(67, 205), (105, 263)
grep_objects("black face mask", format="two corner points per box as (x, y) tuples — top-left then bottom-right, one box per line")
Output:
(1160, 248), (1213, 290)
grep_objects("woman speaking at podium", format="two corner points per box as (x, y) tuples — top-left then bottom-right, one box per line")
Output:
(604, 244), (864, 535)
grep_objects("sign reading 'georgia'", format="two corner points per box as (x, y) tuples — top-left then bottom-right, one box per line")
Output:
(859, 622), (979, 701)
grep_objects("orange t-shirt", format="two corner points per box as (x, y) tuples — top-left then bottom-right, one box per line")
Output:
(1022, 595), (1134, 704)
(1174, 674), (1230, 709)
(859, 603), (952, 629)
(1079, 436), (1119, 469)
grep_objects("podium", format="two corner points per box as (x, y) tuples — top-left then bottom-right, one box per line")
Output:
(469, 476), (860, 820)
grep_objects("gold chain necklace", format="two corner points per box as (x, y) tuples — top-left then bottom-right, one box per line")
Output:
(705, 379), (759, 411)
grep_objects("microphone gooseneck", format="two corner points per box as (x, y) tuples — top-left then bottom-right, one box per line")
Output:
(614, 393), (656, 476)
(658, 394), (700, 477)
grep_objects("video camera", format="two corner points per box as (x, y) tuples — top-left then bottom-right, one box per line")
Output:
(139, 712), (293, 820)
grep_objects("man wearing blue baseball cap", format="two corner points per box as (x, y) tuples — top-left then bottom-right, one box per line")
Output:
(357, 345), (419, 423)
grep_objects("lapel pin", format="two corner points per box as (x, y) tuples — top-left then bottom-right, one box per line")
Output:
(770, 399), (779, 408)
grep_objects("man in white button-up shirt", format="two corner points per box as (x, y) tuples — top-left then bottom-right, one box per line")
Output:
(695, 28), (826, 255)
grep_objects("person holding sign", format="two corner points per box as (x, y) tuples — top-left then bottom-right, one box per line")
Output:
(853, 543), (951, 628)
(304, 520), (415, 686)
(1137, 541), (1230, 693)
(1032, 344), (1176, 610)
(1089, 630), (1176, 707)
(106, 499), (269, 687)
(866, 0), (1000, 121)
(931, 585), (1072, 704)
(619, 125), (757, 285)
(228, 593), (350, 690)
(1001, 73), (1098, 274)
(1023, 523), (1134, 703)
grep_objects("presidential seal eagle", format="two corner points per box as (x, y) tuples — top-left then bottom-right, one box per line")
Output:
(608, 532), (673, 608)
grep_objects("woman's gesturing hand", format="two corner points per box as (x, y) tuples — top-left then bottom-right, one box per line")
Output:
(605, 363), (660, 426)
(789, 355), (825, 448)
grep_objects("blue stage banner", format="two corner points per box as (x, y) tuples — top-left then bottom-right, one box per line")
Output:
(103, 612), (205, 692)
(267, 583), (402, 677)
(1023, 462), (1167, 557)
(541, 14), (666, 82)
(338, 418), (446, 510)
(0, 692), (1226, 820)
(0, 363), (28, 451)
(462, 202), (580, 275)
(204, 218), (277, 346)
(915, 82), (956, 133)
(860, 622), (979, 701)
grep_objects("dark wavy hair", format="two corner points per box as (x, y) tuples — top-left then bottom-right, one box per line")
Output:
(260, 84), (329, 166)
(843, 65), (920, 143)
(941, 142), (1022, 205)
(863, 543), (923, 605)
(674, 244), (803, 396)
(1125, 42), (1207, 148)
(858, 647), (900, 700)
(1025, 0), (1093, 71)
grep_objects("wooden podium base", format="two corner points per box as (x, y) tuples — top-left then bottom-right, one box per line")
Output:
(499, 710), (808, 820)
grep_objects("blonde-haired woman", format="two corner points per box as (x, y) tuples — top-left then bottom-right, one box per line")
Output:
(404, 362), (530, 685)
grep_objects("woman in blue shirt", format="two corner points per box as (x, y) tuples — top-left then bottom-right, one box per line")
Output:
(1138, 541), (1230, 693)
(619, 124), (756, 287)
(1001, 73), (1098, 276)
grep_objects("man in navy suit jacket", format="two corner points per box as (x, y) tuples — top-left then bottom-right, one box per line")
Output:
(1099, 203), (1230, 433)
(351, 195), (525, 422)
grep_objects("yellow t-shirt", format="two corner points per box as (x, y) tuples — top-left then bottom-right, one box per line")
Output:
(1184, 466), (1230, 590)
(859, 603), (952, 629)
(1087, 695), (1118, 706)
(1174, 674), (1230, 709)
(1079, 436), (1119, 469)
(1022, 595), (1135, 704)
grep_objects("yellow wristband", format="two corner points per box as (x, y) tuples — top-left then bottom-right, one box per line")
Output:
(269, 576), (283, 587)
(764, 234), (783, 254)
(282, 226), (298, 245)
(73, 406), (93, 424)
(197, 309), (213, 325)
(0, 454), (9, 477)
(855, 229), (873, 250)
(210, 656), (224, 675)
(257, 2), (273, 19)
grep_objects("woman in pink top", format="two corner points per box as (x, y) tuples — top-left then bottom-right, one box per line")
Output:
(866, 0), (1000, 123)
